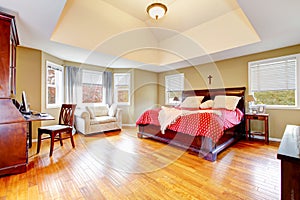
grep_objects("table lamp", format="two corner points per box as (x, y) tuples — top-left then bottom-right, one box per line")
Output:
(245, 94), (256, 113)
(173, 96), (180, 106)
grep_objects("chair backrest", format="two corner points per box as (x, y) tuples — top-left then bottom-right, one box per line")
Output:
(59, 104), (77, 126)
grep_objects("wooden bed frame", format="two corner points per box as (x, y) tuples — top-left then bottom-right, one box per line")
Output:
(137, 87), (246, 161)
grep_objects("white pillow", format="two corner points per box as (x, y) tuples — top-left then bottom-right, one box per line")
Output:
(180, 96), (204, 108)
(86, 106), (95, 119)
(213, 95), (241, 110)
(200, 100), (214, 109)
(108, 103), (118, 117)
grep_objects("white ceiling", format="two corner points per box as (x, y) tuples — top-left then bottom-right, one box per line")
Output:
(0, 0), (300, 72)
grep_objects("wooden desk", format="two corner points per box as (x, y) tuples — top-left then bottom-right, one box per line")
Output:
(245, 113), (269, 144)
(24, 114), (54, 148)
(277, 125), (300, 200)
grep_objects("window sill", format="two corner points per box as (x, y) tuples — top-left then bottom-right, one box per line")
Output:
(266, 106), (300, 110)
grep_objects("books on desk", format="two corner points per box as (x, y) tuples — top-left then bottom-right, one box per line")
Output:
(31, 111), (48, 117)
(39, 113), (48, 117)
(23, 112), (49, 119)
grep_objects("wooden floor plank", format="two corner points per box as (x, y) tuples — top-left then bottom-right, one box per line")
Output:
(0, 127), (281, 199)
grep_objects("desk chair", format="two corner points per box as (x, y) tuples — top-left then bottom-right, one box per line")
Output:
(37, 104), (77, 156)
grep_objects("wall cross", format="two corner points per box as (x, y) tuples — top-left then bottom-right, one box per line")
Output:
(208, 75), (213, 85)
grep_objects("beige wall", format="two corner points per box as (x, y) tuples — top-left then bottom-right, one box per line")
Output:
(133, 69), (158, 121)
(16, 46), (42, 139)
(158, 44), (300, 139)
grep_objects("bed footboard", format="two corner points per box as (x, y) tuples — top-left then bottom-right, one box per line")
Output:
(138, 124), (241, 161)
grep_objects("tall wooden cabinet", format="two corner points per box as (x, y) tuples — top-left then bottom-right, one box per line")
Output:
(0, 12), (28, 176)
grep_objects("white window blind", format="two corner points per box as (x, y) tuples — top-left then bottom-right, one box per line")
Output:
(165, 73), (184, 91)
(82, 70), (102, 84)
(249, 57), (296, 92)
(165, 73), (184, 105)
(114, 73), (130, 86)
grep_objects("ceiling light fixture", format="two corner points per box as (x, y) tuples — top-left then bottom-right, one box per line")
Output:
(146, 3), (167, 20)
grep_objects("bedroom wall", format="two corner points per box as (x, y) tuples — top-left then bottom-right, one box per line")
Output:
(133, 69), (158, 122)
(16, 46), (43, 139)
(158, 44), (300, 139)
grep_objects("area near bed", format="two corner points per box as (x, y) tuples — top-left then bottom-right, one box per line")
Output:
(136, 87), (246, 161)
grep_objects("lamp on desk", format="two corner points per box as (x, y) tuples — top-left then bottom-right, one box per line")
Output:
(245, 94), (256, 113)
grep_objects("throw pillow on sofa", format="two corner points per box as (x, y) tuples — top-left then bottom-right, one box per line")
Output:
(86, 106), (95, 119)
(108, 103), (118, 117)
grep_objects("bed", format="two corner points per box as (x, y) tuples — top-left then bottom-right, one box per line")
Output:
(136, 87), (246, 161)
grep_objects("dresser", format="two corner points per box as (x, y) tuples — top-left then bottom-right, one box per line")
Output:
(0, 11), (28, 176)
(277, 125), (300, 200)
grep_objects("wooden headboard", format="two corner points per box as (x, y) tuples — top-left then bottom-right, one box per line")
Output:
(182, 87), (246, 113)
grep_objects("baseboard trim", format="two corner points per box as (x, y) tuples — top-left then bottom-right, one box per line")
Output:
(122, 124), (136, 128)
(252, 135), (281, 142)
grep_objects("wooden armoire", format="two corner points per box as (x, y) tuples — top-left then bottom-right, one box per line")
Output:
(0, 11), (28, 176)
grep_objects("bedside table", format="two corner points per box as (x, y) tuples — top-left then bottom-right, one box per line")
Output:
(245, 113), (269, 144)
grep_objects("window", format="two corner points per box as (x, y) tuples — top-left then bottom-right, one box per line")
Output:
(114, 73), (131, 105)
(165, 73), (184, 105)
(46, 61), (64, 108)
(81, 70), (103, 104)
(248, 55), (297, 108)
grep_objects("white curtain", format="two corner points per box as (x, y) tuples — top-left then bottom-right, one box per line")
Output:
(103, 71), (113, 105)
(65, 66), (81, 104)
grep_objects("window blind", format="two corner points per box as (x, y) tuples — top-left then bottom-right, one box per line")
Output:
(165, 73), (184, 91)
(249, 57), (296, 92)
(114, 73), (130, 86)
(82, 70), (102, 85)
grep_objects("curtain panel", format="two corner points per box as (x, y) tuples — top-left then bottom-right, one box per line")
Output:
(65, 66), (81, 104)
(104, 71), (113, 105)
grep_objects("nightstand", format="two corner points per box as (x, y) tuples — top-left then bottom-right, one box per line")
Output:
(245, 113), (269, 144)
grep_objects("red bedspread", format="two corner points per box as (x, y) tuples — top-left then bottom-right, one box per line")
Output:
(136, 108), (244, 143)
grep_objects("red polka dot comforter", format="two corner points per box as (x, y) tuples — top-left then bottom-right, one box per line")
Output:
(136, 108), (244, 143)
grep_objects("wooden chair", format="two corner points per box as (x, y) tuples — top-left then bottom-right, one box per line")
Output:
(37, 104), (77, 156)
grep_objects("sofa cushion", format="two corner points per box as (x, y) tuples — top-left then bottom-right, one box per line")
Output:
(86, 105), (109, 119)
(94, 105), (109, 116)
(90, 116), (117, 125)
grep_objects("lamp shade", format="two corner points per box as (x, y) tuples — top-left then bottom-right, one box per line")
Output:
(147, 3), (167, 20)
(173, 96), (179, 101)
(245, 94), (256, 102)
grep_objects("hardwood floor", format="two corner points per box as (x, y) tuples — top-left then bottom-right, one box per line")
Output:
(0, 127), (280, 200)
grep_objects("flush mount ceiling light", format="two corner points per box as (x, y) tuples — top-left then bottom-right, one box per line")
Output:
(146, 3), (167, 20)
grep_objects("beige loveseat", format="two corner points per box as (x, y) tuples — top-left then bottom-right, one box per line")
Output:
(74, 104), (122, 135)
